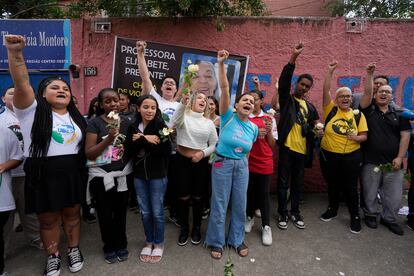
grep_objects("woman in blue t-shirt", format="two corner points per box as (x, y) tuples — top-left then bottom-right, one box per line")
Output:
(205, 50), (258, 260)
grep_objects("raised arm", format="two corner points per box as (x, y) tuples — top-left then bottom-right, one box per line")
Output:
(323, 61), (338, 107)
(4, 35), (35, 109)
(289, 42), (304, 65)
(278, 43), (304, 101)
(217, 50), (230, 115)
(271, 77), (280, 111)
(136, 41), (154, 95)
(252, 76), (261, 91)
(360, 63), (375, 109)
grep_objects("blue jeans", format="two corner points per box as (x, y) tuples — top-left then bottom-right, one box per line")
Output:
(205, 156), (248, 248)
(134, 177), (167, 245)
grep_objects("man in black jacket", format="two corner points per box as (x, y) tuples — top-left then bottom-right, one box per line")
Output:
(276, 43), (319, 230)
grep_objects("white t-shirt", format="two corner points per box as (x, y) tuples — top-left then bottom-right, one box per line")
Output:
(150, 88), (179, 128)
(0, 108), (25, 177)
(0, 126), (23, 211)
(14, 101), (82, 157)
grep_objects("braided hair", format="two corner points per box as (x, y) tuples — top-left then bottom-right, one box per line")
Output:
(29, 76), (87, 158)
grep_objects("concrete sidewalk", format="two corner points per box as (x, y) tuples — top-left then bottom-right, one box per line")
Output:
(6, 193), (414, 276)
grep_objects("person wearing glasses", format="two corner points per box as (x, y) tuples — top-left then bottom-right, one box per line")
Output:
(359, 64), (411, 236)
(319, 61), (368, 234)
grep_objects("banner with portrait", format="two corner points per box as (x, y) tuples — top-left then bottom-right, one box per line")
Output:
(112, 36), (249, 104)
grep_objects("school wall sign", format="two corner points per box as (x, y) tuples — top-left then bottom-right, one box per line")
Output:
(0, 19), (71, 70)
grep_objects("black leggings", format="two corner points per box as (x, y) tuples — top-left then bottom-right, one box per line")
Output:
(0, 211), (11, 274)
(246, 173), (271, 226)
(175, 152), (209, 230)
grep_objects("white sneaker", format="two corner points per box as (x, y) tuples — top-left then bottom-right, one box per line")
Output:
(262, 225), (272, 246)
(255, 209), (262, 218)
(244, 216), (255, 233)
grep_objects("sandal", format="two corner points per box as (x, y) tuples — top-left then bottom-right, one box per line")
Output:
(210, 247), (223, 260)
(150, 247), (164, 264)
(139, 245), (152, 263)
(234, 242), (248, 257)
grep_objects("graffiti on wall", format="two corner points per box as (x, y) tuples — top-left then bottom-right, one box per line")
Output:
(246, 73), (414, 111)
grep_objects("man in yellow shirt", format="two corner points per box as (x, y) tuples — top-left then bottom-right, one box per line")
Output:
(276, 43), (320, 230)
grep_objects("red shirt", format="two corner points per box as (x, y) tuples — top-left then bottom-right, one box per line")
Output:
(248, 114), (274, 174)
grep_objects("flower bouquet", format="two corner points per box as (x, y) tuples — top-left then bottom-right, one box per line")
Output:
(182, 59), (199, 95)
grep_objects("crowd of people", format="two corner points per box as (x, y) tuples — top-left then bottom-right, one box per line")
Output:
(0, 34), (413, 276)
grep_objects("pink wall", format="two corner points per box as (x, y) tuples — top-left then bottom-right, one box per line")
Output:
(70, 17), (414, 192)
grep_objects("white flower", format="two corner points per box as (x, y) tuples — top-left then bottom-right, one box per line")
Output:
(107, 111), (119, 120)
(188, 64), (199, 73)
(187, 59), (192, 64)
(315, 123), (324, 130)
(107, 111), (116, 119)
(353, 109), (360, 115)
(373, 167), (380, 173)
(266, 108), (276, 116)
(162, 128), (173, 136)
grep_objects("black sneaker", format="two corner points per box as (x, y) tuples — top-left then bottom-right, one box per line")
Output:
(380, 218), (404, 236)
(104, 251), (117, 264)
(44, 253), (61, 276)
(67, 247), (84, 273)
(291, 214), (305, 229)
(350, 216), (361, 234)
(320, 208), (337, 222)
(277, 215), (289, 230)
(364, 216), (377, 229)
(191, 227), (201, 245)
(116, 249), (129, 262)
(178, 228), (189, 246)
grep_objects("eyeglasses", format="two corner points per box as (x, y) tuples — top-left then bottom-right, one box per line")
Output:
(377, 90), (392, 95)
(337, 95), (352, 100)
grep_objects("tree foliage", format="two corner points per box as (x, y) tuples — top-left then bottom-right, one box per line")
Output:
(326, 0), (414, 18)
(0, 0), (267, 18)
(0, 0), (66, 18)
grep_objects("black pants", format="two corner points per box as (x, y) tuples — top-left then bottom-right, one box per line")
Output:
(277, 146), (305, 216)
(165, 154), (178, 216)
(126, 173), (137, 207)
(320, 149), (362, 216)
(247, 173), (271, 226)
(90, 177), (128, 253)
(175, 152), (208, 230)
(0, 211), (11, 274)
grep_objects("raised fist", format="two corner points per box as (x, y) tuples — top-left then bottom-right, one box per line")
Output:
(366, 63), (376, 74)
(136, 41), (147, 53)
(293, 42), (304, 55)
(328, 61), (338, 72)
(5, 35), (25, 52)
(217, 50), (229, 63)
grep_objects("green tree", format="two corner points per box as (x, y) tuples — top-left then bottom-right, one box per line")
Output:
(0, 0), (65, 18)
(66, 0), (267, 18)
(326, 0), (414, 18)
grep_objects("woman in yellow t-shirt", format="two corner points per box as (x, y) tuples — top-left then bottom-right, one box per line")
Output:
(319, 61), (368, 234)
